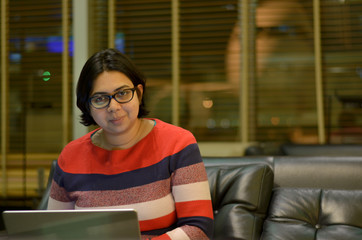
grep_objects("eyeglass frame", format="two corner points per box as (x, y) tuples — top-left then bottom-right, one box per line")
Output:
(88, 87), (137, 109)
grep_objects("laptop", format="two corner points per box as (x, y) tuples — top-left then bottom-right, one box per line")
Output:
(2, 209), (141, 240)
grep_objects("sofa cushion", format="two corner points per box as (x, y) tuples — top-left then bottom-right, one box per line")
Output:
(261, 188), (362, 240)
(206, 164), (274, 240)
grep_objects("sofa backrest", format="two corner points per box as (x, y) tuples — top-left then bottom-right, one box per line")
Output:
(272, 156), (362, 190)
(281, 143), (362, 156)
(203, 156), (362, 240)
(203, 156), (362, 190)
(265, 156), (362, 239)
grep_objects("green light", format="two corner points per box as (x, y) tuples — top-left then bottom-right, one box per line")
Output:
(42, 71), (51, 81)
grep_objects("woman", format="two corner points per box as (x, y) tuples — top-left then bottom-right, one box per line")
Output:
(47, 49), (214, 240)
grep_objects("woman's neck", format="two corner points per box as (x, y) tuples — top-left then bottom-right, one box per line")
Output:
(94, 118), (154, 150)
(105, 118), (143, 149)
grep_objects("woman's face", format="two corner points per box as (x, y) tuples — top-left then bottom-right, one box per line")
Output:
(90, 71), (143, 136)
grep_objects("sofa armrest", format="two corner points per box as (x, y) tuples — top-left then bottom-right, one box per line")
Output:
(206, 163), (273, 240)
(37, 159), (57, 210)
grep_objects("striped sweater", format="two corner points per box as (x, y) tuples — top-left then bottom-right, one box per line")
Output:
(48, 119), (214, 240)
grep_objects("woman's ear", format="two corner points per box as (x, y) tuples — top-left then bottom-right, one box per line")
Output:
(136, 84), (143, 102)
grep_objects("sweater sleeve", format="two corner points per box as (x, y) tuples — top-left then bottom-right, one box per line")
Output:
(155, 143), (214, 240)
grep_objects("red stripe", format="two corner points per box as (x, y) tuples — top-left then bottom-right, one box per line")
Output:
(175, 200), (214, 219)
(60, 120), (197, 174)
(151, 234), (172, 240)
(139, 211), (177, 231)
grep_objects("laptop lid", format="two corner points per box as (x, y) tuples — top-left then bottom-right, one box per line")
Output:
(2, 209), (141, 240)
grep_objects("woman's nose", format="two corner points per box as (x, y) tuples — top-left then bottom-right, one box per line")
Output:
(107, 98), (122, 112)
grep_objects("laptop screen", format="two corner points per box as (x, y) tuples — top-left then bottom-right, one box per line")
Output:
(2, 209), (141, 240)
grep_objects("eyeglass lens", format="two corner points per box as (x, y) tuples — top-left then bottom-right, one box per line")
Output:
(90, 89), (135, 109)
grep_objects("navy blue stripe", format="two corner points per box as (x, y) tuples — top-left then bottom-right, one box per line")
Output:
(141, 223), (176, 236)
(54, 143), (202, 192)
(141, 216), (213, 238)
(177, 216), (214, 238)
(169, 143), (202, 171)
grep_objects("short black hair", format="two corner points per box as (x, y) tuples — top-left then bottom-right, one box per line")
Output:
(76, 48), (149, 126)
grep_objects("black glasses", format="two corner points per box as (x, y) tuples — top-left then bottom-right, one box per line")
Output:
(89, 88), (136, 109)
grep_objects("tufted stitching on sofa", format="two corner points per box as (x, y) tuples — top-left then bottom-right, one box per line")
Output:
(253, 165), (267, 240)
(261, 188), (362, 240)
(314, 189), (322, 239)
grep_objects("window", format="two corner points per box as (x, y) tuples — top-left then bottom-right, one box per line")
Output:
(255, 0), (317, 145)
(1, 0), (362, 205)
(113, 0), (240, 143)
(321, 0), (362, 144)
(1, 0), (72, 200)
(115, 0), (173, 125)
(179, 1), (239, 141)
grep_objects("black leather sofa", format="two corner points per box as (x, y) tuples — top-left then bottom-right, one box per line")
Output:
(38, 156), (362, 240)
(204, 156), (362, 240)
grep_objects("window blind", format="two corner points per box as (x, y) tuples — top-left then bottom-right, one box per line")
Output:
(1, 0), (362, 201)
(179, 0), (239, 141)
(4, 0), (72, 198)
(115, 0), (173, 124)
(321, 0), (362, 144)
(90, 0), (109, 52)
(255, 0), (317, 144)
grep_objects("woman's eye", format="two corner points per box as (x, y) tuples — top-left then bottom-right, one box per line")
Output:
(117, 91), (128, 97)
(94, 96), (107, 103)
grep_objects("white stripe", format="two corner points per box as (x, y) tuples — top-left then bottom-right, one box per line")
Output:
(167, 227), (191, 240)
(75, 193), (175, 221)
(172, 181), (211, 202)
(47, 197), (75, 210)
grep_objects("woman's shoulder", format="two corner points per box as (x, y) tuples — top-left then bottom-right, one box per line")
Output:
(60, 130), (97, 157)
(153, 119), (194, 135)
(150, 118), (197, 146)
(57, 129), (101, 171)
(66, 130), (95, 147)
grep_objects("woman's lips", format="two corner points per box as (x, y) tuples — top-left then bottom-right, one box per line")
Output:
(110, 116), (124, 125)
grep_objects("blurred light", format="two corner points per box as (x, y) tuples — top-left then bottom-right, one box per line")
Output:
(42, 71), (51, 81)
(220, 119), (231, 128)
(206, 119), (216, 129)
(271, 117), (280, 126)
(203, 98), (213, 109)
(356, 67), (362, 79)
